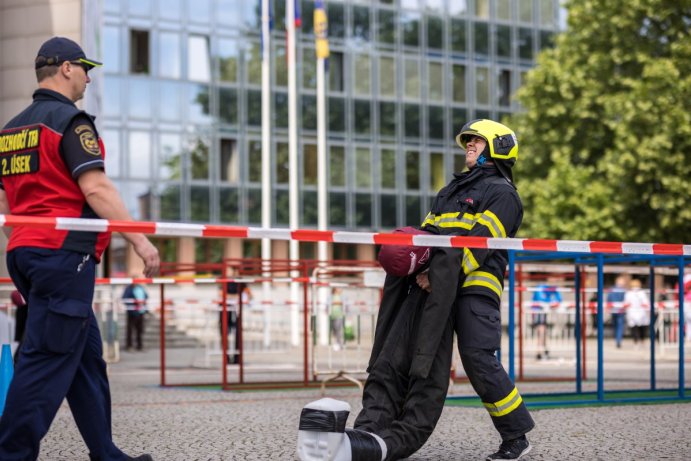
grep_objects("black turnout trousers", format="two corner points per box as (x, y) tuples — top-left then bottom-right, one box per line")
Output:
(355, 281), (533, 461)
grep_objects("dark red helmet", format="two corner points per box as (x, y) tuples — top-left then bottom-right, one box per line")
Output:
(377, 227), (431, 277)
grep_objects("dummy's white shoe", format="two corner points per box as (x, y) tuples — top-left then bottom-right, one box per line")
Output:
(297, 398), (351, 461)
(297, 398), (387, 461)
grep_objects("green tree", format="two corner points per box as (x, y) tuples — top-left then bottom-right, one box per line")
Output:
(508, 0), (691, 243)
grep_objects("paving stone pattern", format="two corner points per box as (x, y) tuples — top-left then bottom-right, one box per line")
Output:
(34, 346), (691, 461)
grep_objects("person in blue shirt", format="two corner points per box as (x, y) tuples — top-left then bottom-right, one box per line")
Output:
(530, 284), (562, 360)
(122, 282), (149, 351)
(606, 276), (627, 348)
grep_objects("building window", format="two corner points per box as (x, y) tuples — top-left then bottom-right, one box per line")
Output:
(380, 194), (398, 229)
(496, 25), (512, 60)
(302, 191), (318, 226)
(219, 88), (238, 124)
(158, 32), (181, 78)
(405, 195), (421, 226)
(427, 105), (444, 140)
(330, 193), (347, 227)
(220, 188), (239, 223)
(303, 144), (317, 186)
(355, 147), (372, 188)
(404, 58), (421, 99)
(220, 138), (239, 184)
(188, 35), (211, 82)
(379, 102), (397, 137)
(330, 146), (345, 187)
(377, 9), (397, 45)
(275, 44), (287, 87)
(476, 67), (490, 105)
(354, 100), (371, 135)
(302, 95), (317, 130)
(355, 193), (372, 227)
(401, 12), (421, 48)
(327, 3), (345, 39)
(329, 97), (346, 132)
(519, 0), (534, 23)
(190, 186), (210, 222)
(276, 142), (289, 184)
(248, 140), (262, 183)
(160, 185), (181, 221)
(354, 54), (371, 96)
(427, 16), (443, 49)
(128, 131), (151, 179)
(159, 133), (181, 181)
(405, 150), (420, 190)
(497, 0), (512, 20)
(303, 47), (317, 89)
(475, 0), (490, 19)
(427, 62), (443, 101)
(218, 38), (239, 82)
(380, 148), (397, 189)
(430, 152), (445, 192)
(404, 104), (421, 138)
(450, 19), (467, 53)
(518, 28), (534, 60)
(188, 136), (210, 180)
(379, 56), (396, 97)
(329, 52), (345, 92)
(452, 64), (467, 102)
(474, 22), (489, 56)
(130, 29), (150, 74)
(352, 5), (371, 41)
(497, 69), (512, 107)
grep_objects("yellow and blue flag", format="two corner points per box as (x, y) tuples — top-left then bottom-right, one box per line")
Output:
(314, 0), (329, 60)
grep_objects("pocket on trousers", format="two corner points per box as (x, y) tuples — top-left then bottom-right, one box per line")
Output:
(44, 300), (90, 354)
(467, 302), (501, 349)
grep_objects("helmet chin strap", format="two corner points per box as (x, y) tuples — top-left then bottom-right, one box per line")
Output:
(476, 153), (487, 166)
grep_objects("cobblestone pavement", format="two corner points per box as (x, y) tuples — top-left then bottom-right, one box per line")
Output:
(32, 344), (691, 461)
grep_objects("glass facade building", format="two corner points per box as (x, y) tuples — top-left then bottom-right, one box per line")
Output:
(100, 0), (561, 262)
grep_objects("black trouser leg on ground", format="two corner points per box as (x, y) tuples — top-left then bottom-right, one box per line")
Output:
(355, 286), (454, 461)
(455, 294), (535, 441)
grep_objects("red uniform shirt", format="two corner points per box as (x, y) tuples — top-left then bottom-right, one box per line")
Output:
(0, 89), (111, 260)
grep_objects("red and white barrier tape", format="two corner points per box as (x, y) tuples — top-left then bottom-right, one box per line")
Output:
(0, 214), (689, 256)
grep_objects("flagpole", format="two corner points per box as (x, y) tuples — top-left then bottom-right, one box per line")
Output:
(287, 0), (300, 346)
(314, 0), (330, 346)
(261, 0), (273, 347)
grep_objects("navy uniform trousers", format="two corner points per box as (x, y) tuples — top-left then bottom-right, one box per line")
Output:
(0, 248), (127, 461)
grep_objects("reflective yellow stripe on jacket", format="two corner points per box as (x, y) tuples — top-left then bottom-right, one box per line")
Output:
(462, 248), (479, 275)
(462, 270), (503, 297)
(483, 387), (523, 417)
(475, 210), (506, 238)
(422, 209), (506, 238)
(422, 212), (476, 230)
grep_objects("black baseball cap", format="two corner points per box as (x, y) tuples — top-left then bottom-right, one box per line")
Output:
(35, 36), (102, 70)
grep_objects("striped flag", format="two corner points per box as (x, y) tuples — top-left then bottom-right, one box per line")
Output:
(294, 0), (302, 28)
(314, 0), (329, 59)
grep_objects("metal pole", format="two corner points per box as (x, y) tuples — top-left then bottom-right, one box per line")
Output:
(574, 263), (582, 394)
(159, 284), (166, 387)
(678, 257), (685, 399)
(508, 251), (516, 381)
(597, 254), (604, 401)
(518, 263), (524, 381)
(649, 265), (656, 391)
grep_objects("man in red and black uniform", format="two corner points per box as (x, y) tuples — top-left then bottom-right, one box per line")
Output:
(0, 36), (159, 461)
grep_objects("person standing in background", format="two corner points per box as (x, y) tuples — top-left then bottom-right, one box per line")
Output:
(607, 276), (627, 348)
(122, 281), (149, 351)
(625, 279), (650, 348)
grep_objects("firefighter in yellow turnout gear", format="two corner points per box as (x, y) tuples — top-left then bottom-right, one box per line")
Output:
(297, 120), (533, 461)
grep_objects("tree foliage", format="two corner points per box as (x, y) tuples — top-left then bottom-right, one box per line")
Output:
(508, 0), (691, 243)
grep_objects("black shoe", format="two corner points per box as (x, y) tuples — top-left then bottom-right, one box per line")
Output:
(127, 455), (153, 461)
(486, 435), (532, 460)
